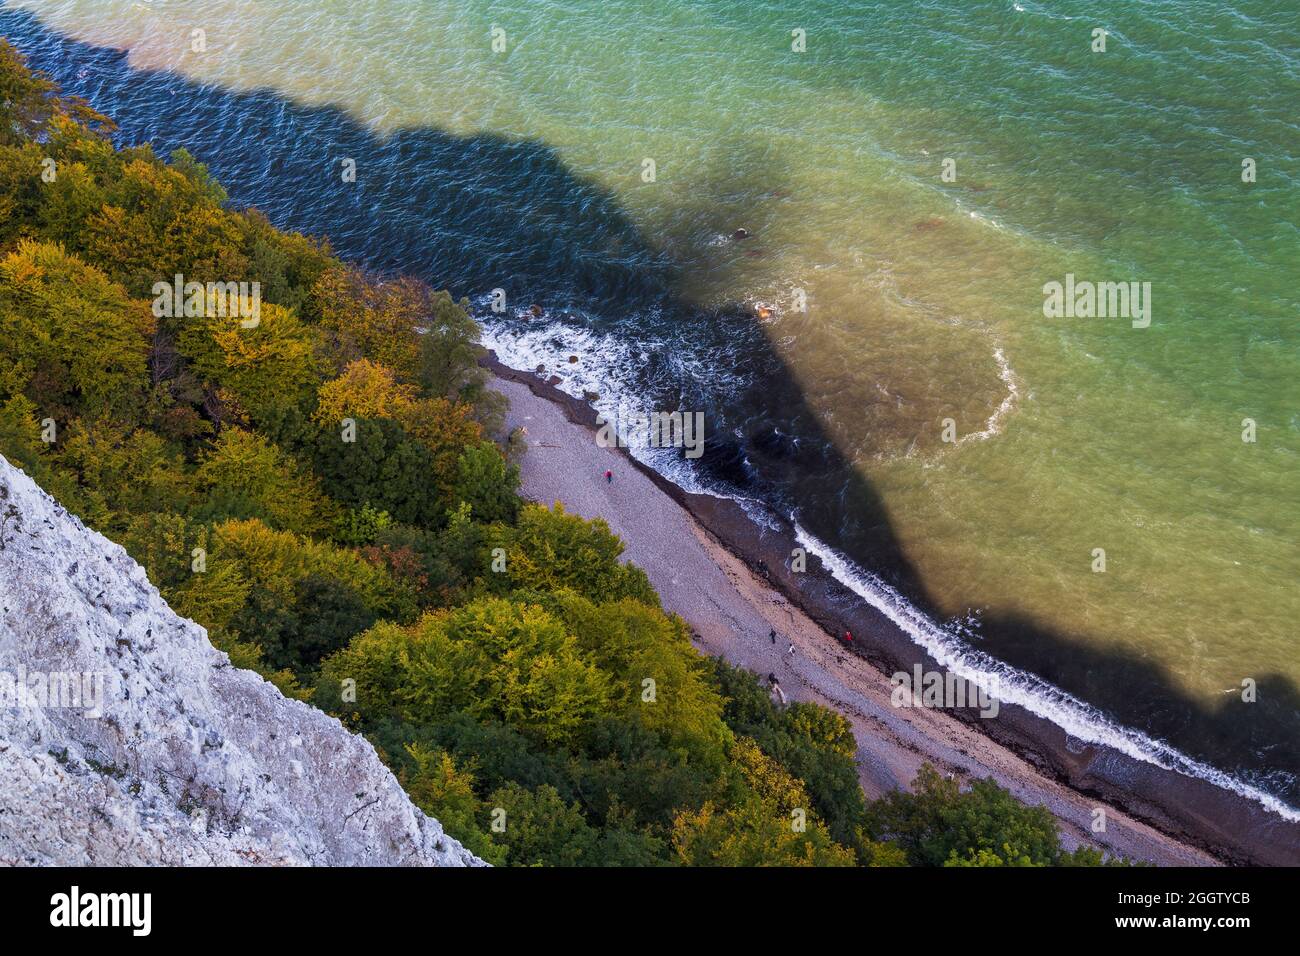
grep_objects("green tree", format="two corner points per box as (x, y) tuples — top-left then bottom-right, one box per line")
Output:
(452, 440), (519, 523)
(179, 302), (319, 426)
(321, 598), (611, 747)
(0, 141), (47, 248)
(0, 394), (82, 509)
(195, 426), (333, 535)
(54, 421), (192, 530)
(670, 738), (856, 866)
(486, 783), (600, 866)
(488, 502), (658, 605)
(541, 590), (731, 769)
(0, 40), (112, 146)
(867, 764), (1068, 867)
(234, 572), (379, 675)
(310, 417), (449, 527)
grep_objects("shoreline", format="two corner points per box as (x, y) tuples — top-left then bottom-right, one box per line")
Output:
(486, 353), (1300, 866)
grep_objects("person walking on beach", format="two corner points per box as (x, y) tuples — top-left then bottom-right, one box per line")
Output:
(843, 629), (853, 645)
(604, 469), (613, 484)
(769, 628), (777, 645)
(787, 643), (795, 657)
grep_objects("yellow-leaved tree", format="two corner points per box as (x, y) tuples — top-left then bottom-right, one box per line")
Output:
(0, 239), (153, 423)
(179, 301), (319, 424)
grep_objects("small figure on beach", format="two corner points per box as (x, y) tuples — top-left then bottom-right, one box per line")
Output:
(787, 643), (795, 656)
(768, 675), (788, 706)
(769, 628), (777, 645)
(604, 469), (613, 484)
(843, 629), (853, 644)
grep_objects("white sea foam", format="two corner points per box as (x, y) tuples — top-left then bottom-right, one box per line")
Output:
(791, 520), (1300, 822)
(479, 313), (727, 494)
(954, 344), (1021, 446)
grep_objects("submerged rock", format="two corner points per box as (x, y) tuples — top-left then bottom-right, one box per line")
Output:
(0, 455), (483, 867)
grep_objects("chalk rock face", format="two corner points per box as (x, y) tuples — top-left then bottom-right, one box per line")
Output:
(0, 455), (482, 866)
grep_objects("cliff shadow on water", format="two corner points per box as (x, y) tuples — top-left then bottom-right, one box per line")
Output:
(2, 7), (1296, 827)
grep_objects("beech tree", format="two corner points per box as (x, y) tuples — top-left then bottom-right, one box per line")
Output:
(452, 440), (520, 523)
(670, 738), (856, 867)
(488, 502), (657, 605)
(0, 240), (153, 422)
(310, 416), (448, 528)
(179, 301), (319, 425)
(312, 358), (418, 427)
(866, 764), (1066, 867)
(194, 426), (333, 535)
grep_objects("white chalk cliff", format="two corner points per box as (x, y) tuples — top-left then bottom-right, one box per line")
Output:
(0, 455), (482, 866)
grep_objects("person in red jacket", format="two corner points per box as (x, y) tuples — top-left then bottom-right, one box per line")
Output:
(604, 469), (613, 483)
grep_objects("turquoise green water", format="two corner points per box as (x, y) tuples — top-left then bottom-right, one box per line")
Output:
(6, 0), (1298, 803)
